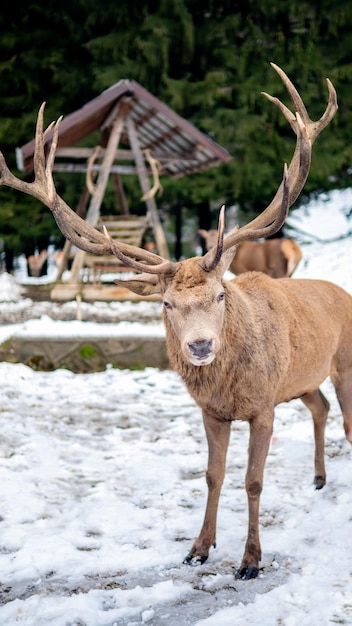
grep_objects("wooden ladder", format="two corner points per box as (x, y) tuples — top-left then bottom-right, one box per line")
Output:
(83, 214), (151, 278)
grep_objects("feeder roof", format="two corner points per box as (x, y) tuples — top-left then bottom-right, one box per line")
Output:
(17, 79), (231, 177)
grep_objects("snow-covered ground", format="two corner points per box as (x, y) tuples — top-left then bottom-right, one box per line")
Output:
(0, 189), (351, 625)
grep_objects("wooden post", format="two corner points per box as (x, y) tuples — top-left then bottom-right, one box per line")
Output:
(126, 117), (170, 259)
(55, 185), (91, 280)
(69, 102), (130, 283)
(112, 172), (129, 215)
(175, 196), (183, 260)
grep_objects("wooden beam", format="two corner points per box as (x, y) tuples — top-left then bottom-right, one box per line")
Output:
(53, 164), (137, 174)
(55, 147), (134, 160)
(69, 101), (130, 283)
(54, 146), (198, 163)
(126, 116), (169, 259)
(55, 186), (91, 280)
(112, 172), (129, 215)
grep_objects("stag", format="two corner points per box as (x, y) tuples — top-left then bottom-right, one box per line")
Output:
(1, 64), (348, 581)
(198, 228), (302, 278)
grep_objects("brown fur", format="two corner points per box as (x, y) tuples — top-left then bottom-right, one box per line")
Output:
(120, 258), (352, 579)
(27, 249), (48, 277)
(199, 229), (302, 277)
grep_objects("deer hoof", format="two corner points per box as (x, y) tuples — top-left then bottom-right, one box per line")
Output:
(235, 565), (259, 580)
(314, 475), (326, 490)
(183, 552), (208, 566)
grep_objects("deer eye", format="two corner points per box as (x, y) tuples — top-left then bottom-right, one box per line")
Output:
(163, 300), (172, 310)
(217, 292), (225, 303)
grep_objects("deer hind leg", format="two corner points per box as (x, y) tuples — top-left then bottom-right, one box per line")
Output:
(331, 369), (352, 444)
(236, 415), (274, 580)
(300, 389), (330, 489)
(183, 413), (231, 565)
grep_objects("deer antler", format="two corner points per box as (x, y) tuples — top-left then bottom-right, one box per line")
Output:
(215, 63), (337, 255)
(0, 103), (167, 266)
(199, 66), (337, 271)
(201, 204), (226, 272)
(102, 225), (176, 275)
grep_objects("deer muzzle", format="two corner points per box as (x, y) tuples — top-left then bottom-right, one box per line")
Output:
(187, 339), (215, 366)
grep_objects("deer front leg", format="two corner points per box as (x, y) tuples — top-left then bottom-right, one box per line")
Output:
(236, 415), (273, 580)
(184, 412), (231, 565)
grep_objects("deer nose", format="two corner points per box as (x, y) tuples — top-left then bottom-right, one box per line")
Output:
(188, 340), (213, 359)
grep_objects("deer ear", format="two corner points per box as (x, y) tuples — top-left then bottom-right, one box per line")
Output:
(115, 273), (161, 296)
(220, 246), (238, 273)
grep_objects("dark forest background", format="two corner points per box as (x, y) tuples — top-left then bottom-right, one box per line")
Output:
(0, 0), (351, 263)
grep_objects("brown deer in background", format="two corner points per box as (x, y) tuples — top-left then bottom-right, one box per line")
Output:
(1, 64), (348, 582)
(27, 248), (48, 277)
(198, 228), (302, 277)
